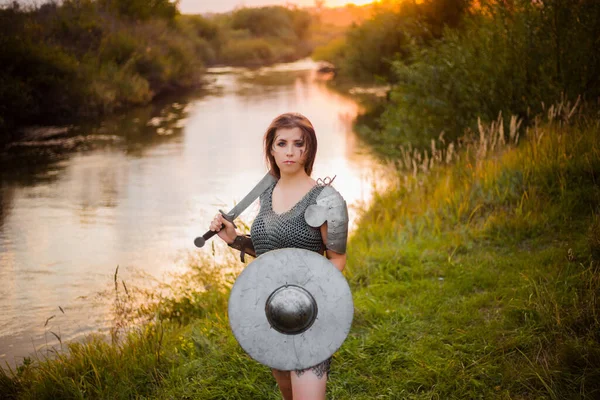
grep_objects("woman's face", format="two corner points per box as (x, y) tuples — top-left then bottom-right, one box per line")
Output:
(270, 127), (308, 176)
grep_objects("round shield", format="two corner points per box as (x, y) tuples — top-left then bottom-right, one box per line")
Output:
(228, 248), (354, 371)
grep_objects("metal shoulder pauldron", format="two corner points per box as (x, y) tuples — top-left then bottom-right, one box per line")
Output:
(304, 185), (348, 254)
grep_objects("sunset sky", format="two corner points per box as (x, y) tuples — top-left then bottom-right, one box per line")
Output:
(179, 0), (374, 14)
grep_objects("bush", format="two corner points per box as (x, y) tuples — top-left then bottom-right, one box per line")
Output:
(83, 62), (152, 115)
(338, 8), (419, 82)
(214, 6), (314, 66)
(51, 0), (105, 55)
(99, 0), (178, 22)
(590, 214), (600, 262)
(369, 0), (600, 151)
(99, 31), (138, 65)
(220, 38), (275, 67)
(325, 0), (471, 83)
(230, 6), (306, 42)
(186, 14), (221, 41)
(312, 37), (346, 66)
(176, 15), (222, 65)
(0, 33), (83, 128)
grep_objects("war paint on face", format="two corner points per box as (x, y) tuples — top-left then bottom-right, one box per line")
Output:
(263, 113), (318, 178)
(270, 127), (308, 175)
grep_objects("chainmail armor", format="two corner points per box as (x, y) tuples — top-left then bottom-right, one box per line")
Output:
(251, 182), (326, 257)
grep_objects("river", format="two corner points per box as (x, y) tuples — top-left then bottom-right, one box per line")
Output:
(0, 59), (385, 368)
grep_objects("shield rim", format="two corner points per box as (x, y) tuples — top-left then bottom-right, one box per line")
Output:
(228, 248), (354, 371)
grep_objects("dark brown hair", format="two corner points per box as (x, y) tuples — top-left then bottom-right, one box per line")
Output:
(264, 113), (317, 178)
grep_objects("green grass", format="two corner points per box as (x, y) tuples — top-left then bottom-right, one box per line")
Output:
(1, 107), (599, 398)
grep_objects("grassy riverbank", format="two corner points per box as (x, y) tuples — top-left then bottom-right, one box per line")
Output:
(1, 101), (598, 398)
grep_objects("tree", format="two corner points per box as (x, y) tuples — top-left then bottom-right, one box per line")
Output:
(100, 0), (179, 21)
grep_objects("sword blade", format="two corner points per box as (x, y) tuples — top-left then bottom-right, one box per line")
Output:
(226, 172), (277, 219)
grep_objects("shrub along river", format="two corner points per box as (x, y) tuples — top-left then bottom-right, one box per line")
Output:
(0, 59), (386, 367)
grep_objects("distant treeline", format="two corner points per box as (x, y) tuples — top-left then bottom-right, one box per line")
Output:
(314, 0), (600, 154)
(0, 0), (322, 141)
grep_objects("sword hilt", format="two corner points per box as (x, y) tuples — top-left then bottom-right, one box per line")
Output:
(194, 210), (237, 248)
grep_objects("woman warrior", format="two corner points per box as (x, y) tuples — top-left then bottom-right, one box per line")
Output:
(209, 112), (348, 400)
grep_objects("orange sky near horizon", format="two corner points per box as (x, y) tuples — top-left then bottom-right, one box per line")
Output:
(179, 0), (376, 14)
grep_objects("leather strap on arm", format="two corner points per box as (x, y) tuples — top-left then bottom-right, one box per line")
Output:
(228, 235), (256, 262)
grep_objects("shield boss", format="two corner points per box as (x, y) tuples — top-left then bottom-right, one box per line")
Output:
(228, 248), (354, 371)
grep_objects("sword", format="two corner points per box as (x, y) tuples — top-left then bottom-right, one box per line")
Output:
(194, 172), (277, 248)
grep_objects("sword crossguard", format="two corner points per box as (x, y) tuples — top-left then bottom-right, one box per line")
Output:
(218, 209), (238, 229)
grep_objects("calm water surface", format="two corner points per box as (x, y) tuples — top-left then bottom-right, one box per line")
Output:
(0, 59), (385, 367)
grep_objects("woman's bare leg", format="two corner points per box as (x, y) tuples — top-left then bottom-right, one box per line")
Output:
(272, 369), (293, 400)
(290, 368), (327, 400)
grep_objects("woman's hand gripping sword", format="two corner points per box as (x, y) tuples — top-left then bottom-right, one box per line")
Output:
(194, 172), (277, 248)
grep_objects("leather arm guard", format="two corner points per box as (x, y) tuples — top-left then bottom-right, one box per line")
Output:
(228, 234), (256, 262)
(304, 185), (349, 254)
